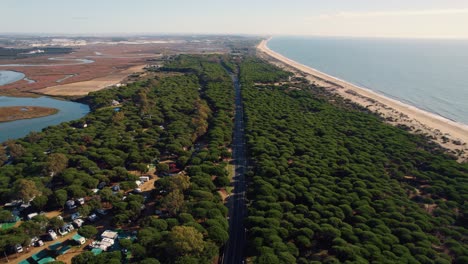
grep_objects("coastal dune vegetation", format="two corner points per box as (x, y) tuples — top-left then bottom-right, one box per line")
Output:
(240, 58), (468, 264)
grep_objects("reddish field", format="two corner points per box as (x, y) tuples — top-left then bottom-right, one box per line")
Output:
(37, 65), (146, 96)
(0, 41), (228, 96)
(0, 47), (149, 94)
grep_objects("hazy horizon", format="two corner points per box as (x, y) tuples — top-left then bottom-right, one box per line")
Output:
(2, 0), (468, 39)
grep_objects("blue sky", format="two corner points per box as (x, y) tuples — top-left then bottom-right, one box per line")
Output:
(2, 0), (468, 38)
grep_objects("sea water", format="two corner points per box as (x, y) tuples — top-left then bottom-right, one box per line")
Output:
(268, 36), (468, 125)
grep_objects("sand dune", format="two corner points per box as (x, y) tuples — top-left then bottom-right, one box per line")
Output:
(258, 39), (468, 162)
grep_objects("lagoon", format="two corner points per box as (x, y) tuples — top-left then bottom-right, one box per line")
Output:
(0, 96), (89, 142)
(0, 70), (25, 86)
(0, 58), (94, 67)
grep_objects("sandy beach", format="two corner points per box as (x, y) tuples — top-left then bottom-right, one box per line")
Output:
(257, 39), (468, 162)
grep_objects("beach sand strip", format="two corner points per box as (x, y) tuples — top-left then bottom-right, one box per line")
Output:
(257, 39), (468, 162)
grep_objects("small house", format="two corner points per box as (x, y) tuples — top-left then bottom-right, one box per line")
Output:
(58, 226), (68, 236)
(27, 212), (39, 220)
(4, 199), (22, 207)
(73, 219), (84, 228)
(169, 163), (181, 174)
(102, 238), (115, 246)
(19, 202), (31, 210)
(59, 223), (74, 235)
(139, 176), (150, 182)
(101, 230), (118, 240)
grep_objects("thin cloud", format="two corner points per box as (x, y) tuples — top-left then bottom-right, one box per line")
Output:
(313, 8), (468, 19)
(72, 17), (90, 20)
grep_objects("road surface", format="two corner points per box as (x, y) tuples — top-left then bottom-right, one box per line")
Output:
(222, 73), (247, 264)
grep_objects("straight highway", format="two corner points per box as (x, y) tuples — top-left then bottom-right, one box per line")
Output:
(221, 73), (247, 264)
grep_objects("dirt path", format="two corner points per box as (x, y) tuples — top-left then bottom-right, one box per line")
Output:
(141, 177), (157, 192)
(5, 231), (81, 264)
(55, 240), (92, 264)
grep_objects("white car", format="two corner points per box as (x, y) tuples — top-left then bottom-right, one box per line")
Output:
(76, 198), (85, 205)
(30, 237), (39, 247)
(48, 230), (58, 240)
(73, 218), (84, 228)
(15, 244), (23, 253)
(88, 213), (98, 222)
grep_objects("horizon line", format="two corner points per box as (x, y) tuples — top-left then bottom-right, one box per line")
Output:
(1, 32), (468, 40)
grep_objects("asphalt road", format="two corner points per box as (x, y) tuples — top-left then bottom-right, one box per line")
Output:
(221, 73), (247, 264)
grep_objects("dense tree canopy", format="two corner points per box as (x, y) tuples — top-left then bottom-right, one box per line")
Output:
(239, 58), (468, 263)
(3, 51), (466, 264)
(1, 54), (235, 263)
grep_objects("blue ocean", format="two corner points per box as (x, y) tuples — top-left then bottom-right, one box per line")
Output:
(268, 36), (468, 125)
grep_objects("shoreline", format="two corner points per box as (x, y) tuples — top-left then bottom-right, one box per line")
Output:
(0, 70), (26, 86)
(257, 38), (468, 162)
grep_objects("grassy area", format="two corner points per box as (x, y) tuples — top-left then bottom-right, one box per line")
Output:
(0, 222), (15, 230)
(0, 106), (58, 122)
(226, 163), (234, 194)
